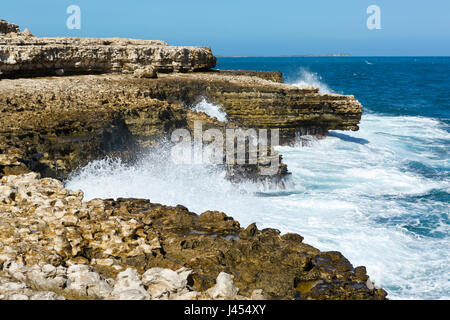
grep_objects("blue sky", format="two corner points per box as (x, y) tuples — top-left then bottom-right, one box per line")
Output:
(2, 0), (450, 56)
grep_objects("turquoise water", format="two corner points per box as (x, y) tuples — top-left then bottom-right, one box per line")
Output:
(66, 57), (450, 299)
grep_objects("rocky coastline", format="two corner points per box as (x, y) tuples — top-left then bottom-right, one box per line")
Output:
(0, 20), (386, 300)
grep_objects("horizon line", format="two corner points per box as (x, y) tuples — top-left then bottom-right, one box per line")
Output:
(215, 55), (450, 58)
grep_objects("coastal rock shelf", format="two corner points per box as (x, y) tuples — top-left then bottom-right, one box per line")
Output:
(0, 173), (387, 300)
(142, 72), (362, 142)
(0, 20), (216, 77)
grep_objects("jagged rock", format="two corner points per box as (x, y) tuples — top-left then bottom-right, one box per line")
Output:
(250, 289), (266, 300)
(141, 267), (193, 299)
(0, 71), (360, 182)
(0, 174), (387, 300)
(111, 268), (149, 300)
(206, 272), (240, 299)
(0, 154), (29, 176)
(26, 265), (67, 291)
(66, 265), (112, 298)
(0, 270), (66, 300)
(30, 292), (61, 300)
(0, 24), (358, 184)
(21, 29), (34, 37)
(0, 259), (244, 300)
(0, 21), (216, 78)
(134, 66), (157, 78)
(150, 72), (362, 141)
(0, 20), (20, 35)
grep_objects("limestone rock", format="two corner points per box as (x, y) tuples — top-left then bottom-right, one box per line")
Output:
(141, 267), (193, 299)
(66, 264), (112, 298)
(111, 268), (149, 300)
(206, 272), (240, 299)
(0, 173), (387, 300)
(21, 29), (34, 37)
(0, 270), (65, 300)
(251, 289), (266, 300)
(0, 71), (360, 182)
(134, 66), (157, 79)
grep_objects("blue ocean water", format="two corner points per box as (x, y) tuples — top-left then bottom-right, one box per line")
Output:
(66, 57), (450, 299)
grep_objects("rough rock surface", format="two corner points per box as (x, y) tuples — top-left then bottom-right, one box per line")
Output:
(0, 20), (21, 35)
(142, 72), (362, 142)
(0, 173), (387, 300)
(0, 72), (359, 181)
(0, 21), (216, 78)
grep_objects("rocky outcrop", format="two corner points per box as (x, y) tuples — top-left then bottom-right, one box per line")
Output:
(138, 72), (362, 142)
(0, 73), (289, 181)
(0, 20), (20, 35)
(0, 71), (360, 180)
(0, 20), (361, 182)
(1, 261), (257, 300)
(0, 22), (216, 78)
(0, 173), (387, 300)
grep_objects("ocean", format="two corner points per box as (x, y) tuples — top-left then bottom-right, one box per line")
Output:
(65, 57), (450, 300)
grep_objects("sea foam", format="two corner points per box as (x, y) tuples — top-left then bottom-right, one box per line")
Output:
(66, 113), (449, 300)
(192, 98), (227, 122)
(290, 68), (334, 93)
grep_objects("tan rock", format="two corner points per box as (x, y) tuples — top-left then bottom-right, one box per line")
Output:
(134, 66), (157, 79)
(0, 21), (216, 78)
(142, 267), (193, 299)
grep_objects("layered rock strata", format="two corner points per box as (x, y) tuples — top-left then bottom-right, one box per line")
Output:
(0, 173), (387, 300)
(0, 20), (216, 78)
(0, 72), (360, 180)
(0, 20), (21, 35)
(140, 72), (362, 142)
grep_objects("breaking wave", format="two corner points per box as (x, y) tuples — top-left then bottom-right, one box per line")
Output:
(192, 98), (227, 122)
(66, 112), (450, 300)
(290, 68), (334, 93)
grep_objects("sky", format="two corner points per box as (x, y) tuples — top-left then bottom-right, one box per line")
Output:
(2, 0), (450, 56)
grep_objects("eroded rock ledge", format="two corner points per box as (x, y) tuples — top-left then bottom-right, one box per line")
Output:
(0, 20), (362, 182)
(0, 173), (387, 300)
(0, 21), (381, 300)
(0, 20), (216, 77)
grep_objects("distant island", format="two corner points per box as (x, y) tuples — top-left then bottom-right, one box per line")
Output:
(216, 53), (352, 57)
(289, 53), (351, 57)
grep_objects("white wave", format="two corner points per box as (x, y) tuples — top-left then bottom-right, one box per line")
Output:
(66, 113), (450, 300)
(192, 98), (227, 122)
(290, 69), (334, 93)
